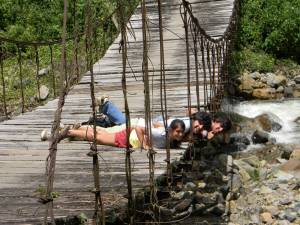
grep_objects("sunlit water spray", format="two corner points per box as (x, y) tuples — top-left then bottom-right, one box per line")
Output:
(231, 99), (300, 145)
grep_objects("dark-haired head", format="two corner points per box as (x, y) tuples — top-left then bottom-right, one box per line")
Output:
(212, 112), (232, 133)
(192, 111), (212, 131)
(168, 119), (185, 146)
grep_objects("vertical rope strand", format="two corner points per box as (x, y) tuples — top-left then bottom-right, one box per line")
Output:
(35, 45), (41, 100)
(191, 23), (200, 110)
(142, 0), (157, 222)
(0, 43), (8, 118)
(118, 1), (135, 224)
(73, 0), (80, 81)
(182, 5), (195, 167)
(17, 46), (25, 113)
(49, 45), (56, 97)
(157, 0), (171, 190)
(85, 0), (105, 223)
(43, 1), (69, 224)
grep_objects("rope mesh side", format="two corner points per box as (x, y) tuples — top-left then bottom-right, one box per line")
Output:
(0, 42), (8, 118)
(35, 45), (41, 100)
(181, 0), (240, 113)
(43, 0), (69, 224)
(117, 1), (135, 224)
(141, 0), (158, 223)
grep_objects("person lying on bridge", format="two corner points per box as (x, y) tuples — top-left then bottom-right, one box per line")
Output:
(41, 118), (186, 149)
(84, 96), (212, 140)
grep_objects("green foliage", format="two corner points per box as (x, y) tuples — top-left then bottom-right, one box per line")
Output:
(248, 169), (260, 182)
(236, 0), (300, 62)
(232, 48), (275, 73)
(36, 184), (46, 195)
(0, 0), (139, 116)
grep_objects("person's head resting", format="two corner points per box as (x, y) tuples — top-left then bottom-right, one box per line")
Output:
(168, 119), (185, 141)
(191, 111), (212, 134)
(211, 112), (232, 134)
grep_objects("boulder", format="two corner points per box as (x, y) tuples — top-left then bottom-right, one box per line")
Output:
(38, 85), (49, 101)
(229, 133), (250, 145)
(293, 90), (300, 97)
(280, 158), (300, 173)
(252, 88), (276, 99)
(38, 67), (50, 77)
(273, 75), (287, 87)
(252, 81), (267, 89)
(254, 113), (282, 132)
(250, 71), (262, 80)
(251, 130), (269, 144)
(260, 212), (273, 224)
(238, 72), (257, 94)
(284, 86), (294, 98)
(294, 117), (300, 124)
(174, 199), (192, 212)
(276, 86), (284, 93)
(294, 75), (300, 84)
(290, 149), (300, 159)
(266, 72), (277, 87)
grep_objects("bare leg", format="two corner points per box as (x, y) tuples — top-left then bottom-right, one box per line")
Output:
(67, 127), (116, 146)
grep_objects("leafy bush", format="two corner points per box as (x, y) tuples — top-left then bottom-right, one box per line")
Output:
(231, 48), (275, 73)
(236, 0), (300, 62)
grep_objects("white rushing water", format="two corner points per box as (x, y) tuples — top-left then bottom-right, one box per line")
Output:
(232, 99), (300, 145)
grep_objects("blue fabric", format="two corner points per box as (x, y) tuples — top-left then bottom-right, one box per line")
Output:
(101, 101), (126, 125)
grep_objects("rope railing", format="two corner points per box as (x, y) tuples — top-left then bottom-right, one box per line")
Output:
(180, 0), (240, 112)
(0, 4), (119, 119)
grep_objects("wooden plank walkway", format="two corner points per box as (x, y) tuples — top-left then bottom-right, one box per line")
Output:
(0, 0), (234, 224)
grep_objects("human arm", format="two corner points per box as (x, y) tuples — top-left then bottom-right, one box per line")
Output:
(134, 126), (150, 149)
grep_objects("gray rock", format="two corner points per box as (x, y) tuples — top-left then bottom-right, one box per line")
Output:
(276, 86), (284, 93)
(195, 192), (219, 205)
(294, 75), (300, 84)
(38, 67), (50, 77)
(295, 84), (300, 91)
(205, 203), (225, 216)
(294, 117), (300, 124)
(174, 199), (192, 212)
(254, 113), (282, 132)
(288, 80), (296, 86)
(184, 182), (196, 190)
(195, 203), (206, 212)
(159, 206), (175, 218)
(38, 85), (49, 101)
(13, 79), (31, 89)
(252, 88), (276, 99)
(284, 86), (294, 98)
(277, 220), (291, 225)
(172, 191), (185, 200)
(230, 174), (242, 193)
(282, 209), (297, 222)
(229, 133), (250, 145)
(250, 71), (262, 80)
(266, 72), (276, 85)
(242, 155), (261, 168)
(251, 130), (269, 144)
(274, 170), (294, 182)
(279, 198), (292, 205)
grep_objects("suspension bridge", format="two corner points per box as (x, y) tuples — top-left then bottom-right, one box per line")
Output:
(0, 0), (236, 224)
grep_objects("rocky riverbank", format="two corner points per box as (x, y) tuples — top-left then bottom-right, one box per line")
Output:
(234, 70), (300, 100)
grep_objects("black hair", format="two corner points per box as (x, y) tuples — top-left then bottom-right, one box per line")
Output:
(213, 112), (232, 131)
(169, 119), (185, 131)
(168, 119), (185, 149)
(192, 111), (212, 131)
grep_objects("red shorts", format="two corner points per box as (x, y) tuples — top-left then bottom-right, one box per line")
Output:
(114, 129), (131, 148)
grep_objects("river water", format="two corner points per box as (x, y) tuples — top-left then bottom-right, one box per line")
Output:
(231, 99), (300, 145)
